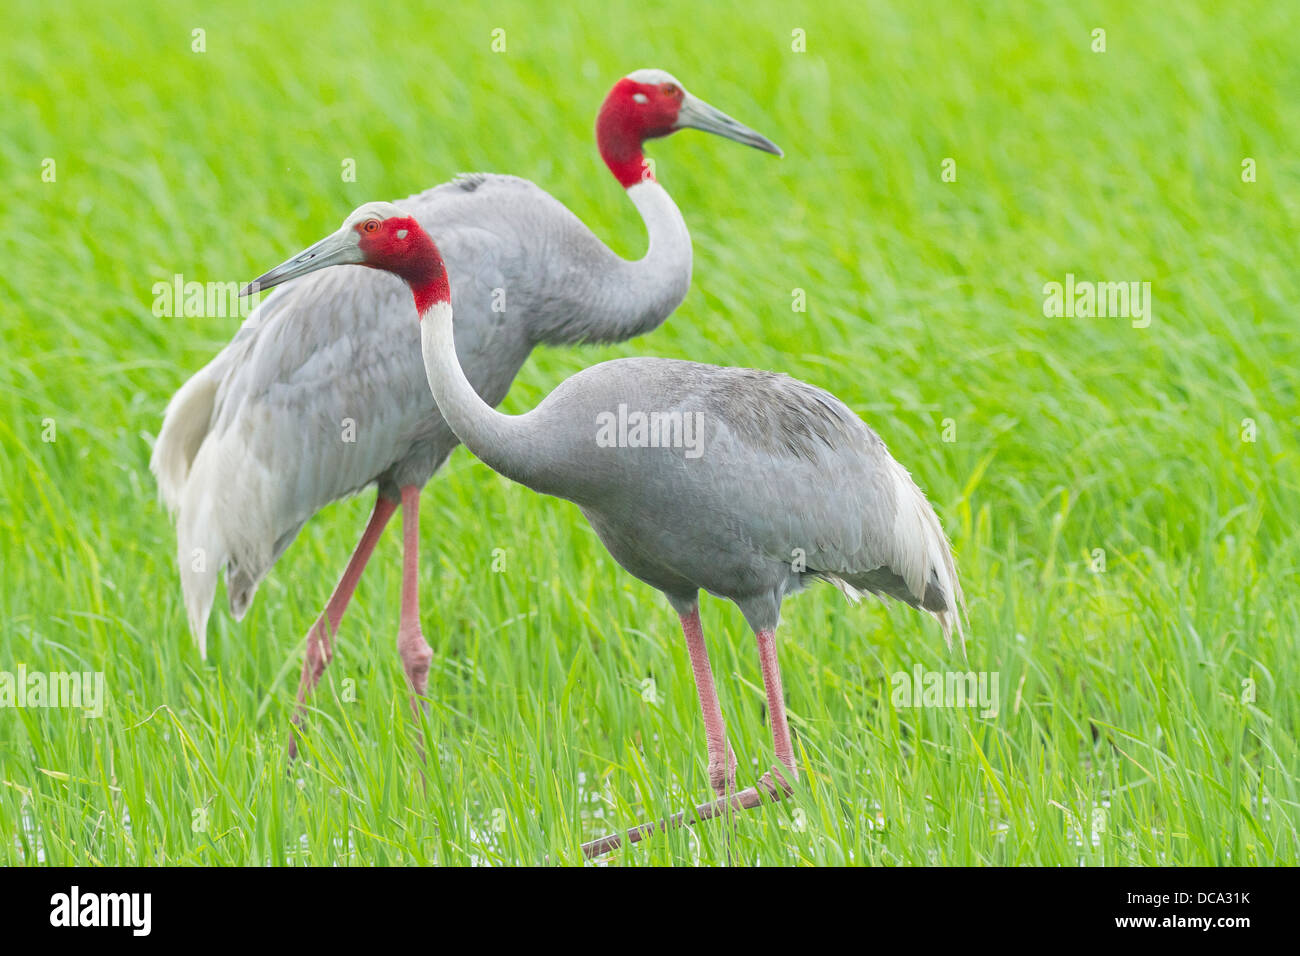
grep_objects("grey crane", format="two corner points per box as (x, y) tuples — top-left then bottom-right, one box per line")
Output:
(150, 70), (780, 752)
(243, 203), (966, 800)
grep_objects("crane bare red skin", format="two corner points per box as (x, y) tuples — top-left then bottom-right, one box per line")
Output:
(355, 217), (450, 312)
(596, 77), (687, 188)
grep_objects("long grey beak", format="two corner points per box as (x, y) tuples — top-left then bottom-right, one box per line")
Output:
(239, 227), (363, 297)
(675, 93), (783, 157)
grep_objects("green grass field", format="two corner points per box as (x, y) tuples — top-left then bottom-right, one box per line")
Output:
(2, 0), (1297, 865)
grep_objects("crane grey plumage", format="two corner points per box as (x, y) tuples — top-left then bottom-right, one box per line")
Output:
(153, 173), (693, 652)
(447, 356), (965, 643)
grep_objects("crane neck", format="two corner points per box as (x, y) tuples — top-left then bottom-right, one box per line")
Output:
(417, 296), (540, 489)
(626, 179), (691, 257)
(613, 179), (693, 333)
(528, 179), (693, 347)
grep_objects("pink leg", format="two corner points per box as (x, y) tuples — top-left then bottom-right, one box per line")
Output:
(756, 628), (798, 796)
(289, 493), (397, 758)
(680, 609), (737, 797)
(397, 485), (433, 712)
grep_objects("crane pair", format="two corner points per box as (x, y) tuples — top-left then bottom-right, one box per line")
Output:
(153, 69), (964, 821)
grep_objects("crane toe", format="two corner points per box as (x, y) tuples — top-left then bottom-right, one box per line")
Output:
(758, 764), (797, 801)
(398, 626), (433, 698)
(708, 743), (739, 797)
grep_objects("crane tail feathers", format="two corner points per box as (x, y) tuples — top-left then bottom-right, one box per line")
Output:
(829, 459), (968, 655)
(153, 368), (228, 656)
(176, 508), (222, 660)
(155, 365), (286, 655)
(894, 459), (967, 657)
(151, 370), (219, 514)
(902, 467), (967, 658)
(171, 448), (278, 654)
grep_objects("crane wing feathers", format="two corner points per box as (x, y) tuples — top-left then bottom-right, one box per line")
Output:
(698, 366), (966, 646)
(532, 358), (965, 646)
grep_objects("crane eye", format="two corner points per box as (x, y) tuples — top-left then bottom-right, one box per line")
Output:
(662, 83), (679, 96)
(363, 219), (381, 234)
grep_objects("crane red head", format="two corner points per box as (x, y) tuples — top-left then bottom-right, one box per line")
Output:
(240, 201), (449, 315)
(596, 69), (782, 188)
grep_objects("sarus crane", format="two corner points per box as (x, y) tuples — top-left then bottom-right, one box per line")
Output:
(242, 202), (966, 802)
(151, 70), (780, 754)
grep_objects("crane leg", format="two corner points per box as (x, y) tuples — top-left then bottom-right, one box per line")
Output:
(680, 608), (737, 797)
(755, 628), (797, 797)
(397, 485), (433, 715)
(288, 493), (397, 759)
